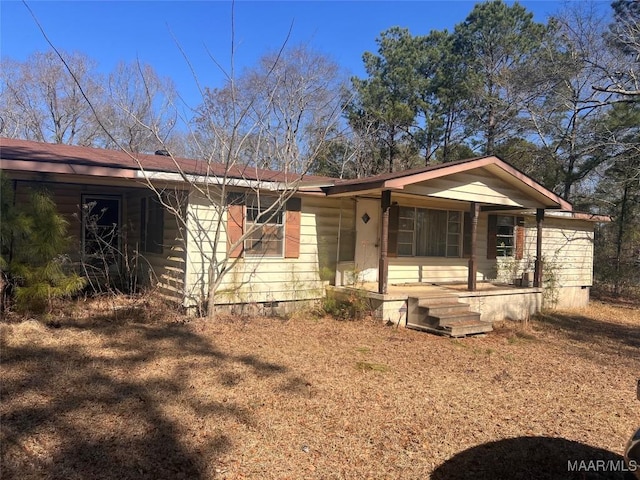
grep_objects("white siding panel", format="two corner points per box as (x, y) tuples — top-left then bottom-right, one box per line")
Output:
(524, 217), (594, 287)
(183, 195), (342, 307)
(183, 190), (223, 307)
(403, 172), (535, 207)
(387, 215), (495, 284)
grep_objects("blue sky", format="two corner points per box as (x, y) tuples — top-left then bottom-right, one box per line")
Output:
(1, 1), (612, 110)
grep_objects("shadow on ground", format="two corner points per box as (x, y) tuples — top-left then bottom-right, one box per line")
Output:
(1, 315), (302, 480)
(432, 436), (632, 480)
(536, 310), (640, 358)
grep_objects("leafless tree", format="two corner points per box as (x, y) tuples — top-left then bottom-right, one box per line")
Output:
(194, 45), (346, 171)
(18, 5), (346, 317)
(593, 0), (640, 97)
(100, 60), (181, 153)
(0, 50), (104, 145)
(519, 3), (618, 201)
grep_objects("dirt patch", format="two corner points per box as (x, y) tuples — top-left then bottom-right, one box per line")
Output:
(1, 299), (638, 479)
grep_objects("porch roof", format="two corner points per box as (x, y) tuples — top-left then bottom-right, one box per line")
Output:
(324, 156), (572, 211)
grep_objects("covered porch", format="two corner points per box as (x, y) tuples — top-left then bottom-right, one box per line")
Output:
(325, 156), (571, 334)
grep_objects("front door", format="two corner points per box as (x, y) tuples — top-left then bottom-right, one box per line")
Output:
(354, 198), (380, 283)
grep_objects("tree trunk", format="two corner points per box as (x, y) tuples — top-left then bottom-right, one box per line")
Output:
(614, 182), (629, 296)
(207, 263), (218, 319)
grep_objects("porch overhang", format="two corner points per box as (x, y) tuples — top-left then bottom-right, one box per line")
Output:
(324, 155), (572, 211)
(327, 156), (573, 295)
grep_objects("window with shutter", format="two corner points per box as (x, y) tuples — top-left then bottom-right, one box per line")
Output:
(488, 215), (524, 259)
(226, 194), (301, 259)
(140, 195), (164, 254)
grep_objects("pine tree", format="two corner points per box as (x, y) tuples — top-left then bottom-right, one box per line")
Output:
(0, 175), (86, 313)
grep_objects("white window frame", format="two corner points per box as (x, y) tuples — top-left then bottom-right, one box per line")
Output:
(496, 215), (516, 257)
(244, 196), (285, 258)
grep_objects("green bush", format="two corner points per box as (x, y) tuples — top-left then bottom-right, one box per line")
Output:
(1, 176), (86, 313)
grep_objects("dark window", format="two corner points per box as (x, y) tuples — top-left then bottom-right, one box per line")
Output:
(82, 196), (121, 258)
(141, 196), (164, 254)
(396, 207), (461, 257)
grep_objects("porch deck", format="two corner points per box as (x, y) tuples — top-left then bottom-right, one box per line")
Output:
(358, 281), (528, 296)
(328, 282), (543, 336)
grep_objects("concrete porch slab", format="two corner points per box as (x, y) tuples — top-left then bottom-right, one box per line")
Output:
(327, 282), (543, 326)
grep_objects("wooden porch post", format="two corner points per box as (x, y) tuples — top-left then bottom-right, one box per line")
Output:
(467, 202), (479, 291)
(379, 190), (391, 294)
(534, 208), (544, 287)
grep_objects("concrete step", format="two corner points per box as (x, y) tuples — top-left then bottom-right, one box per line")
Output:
(406, 322), (448, 336)
(407, 320), (493, 337)
(417, 294), (460, 306)
(422, 302), (471, 316)
(442, 321), (493, 337)
(429, 311), (482, 326)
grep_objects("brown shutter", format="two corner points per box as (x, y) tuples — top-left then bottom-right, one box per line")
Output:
(387, 204), (399, 258)
(284, 198), (302, 258)
(227, 193), (245, 258)
(463, 211), (472, 258)
(487, 214), (497, 259)
(515, 216), (525, 260)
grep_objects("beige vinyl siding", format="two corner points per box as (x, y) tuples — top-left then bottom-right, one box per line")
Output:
(524, 216), (594, 287)
(215, 195), (341, 304)
(183, 190), (223, 308)
(402, 168), (544, 208)
(125, 189), (187, 303)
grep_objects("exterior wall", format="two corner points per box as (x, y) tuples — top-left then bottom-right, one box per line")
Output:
(520, 216), (594, 309)
(183, 190), (222, 308)
(183, 194), (342, 309)
(12, 179), (122, 262)
(10, 178), (187, 303)
(8, 175), (597, 312)
(125, 188), (187, 303)
(345, 196), (596, 311)
(524, 217), (594, 287)
(386, 207), (495, 284)
(554, 286), (590, 309)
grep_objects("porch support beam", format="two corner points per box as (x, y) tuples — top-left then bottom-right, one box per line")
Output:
(480, 205), (528, 212)
(379, 190), (391, 294)
(534, 208), (544, 287)
(467, 202), (479, 291)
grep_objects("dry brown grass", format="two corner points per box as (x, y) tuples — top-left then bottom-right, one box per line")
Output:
(1, 297), (639, 479)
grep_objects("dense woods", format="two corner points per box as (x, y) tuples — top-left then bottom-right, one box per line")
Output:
(1, 0), (638, 296)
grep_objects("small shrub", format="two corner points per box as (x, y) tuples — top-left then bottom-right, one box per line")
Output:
(322, 289), (370, 320)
